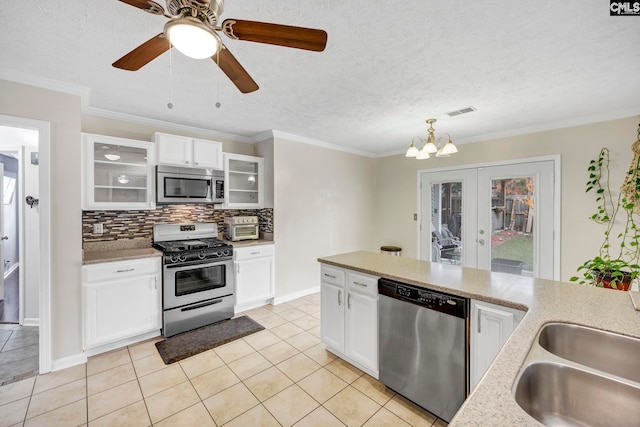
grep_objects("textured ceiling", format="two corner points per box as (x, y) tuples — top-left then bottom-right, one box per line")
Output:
(1, 0), (639, 155)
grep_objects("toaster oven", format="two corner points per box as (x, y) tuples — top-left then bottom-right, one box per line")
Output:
(224, 216), (259, 241)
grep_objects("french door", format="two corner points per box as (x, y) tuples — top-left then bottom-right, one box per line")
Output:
(419, 159), (558, 280)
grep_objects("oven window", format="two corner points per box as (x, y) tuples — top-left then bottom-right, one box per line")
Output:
(164, 177), (211, 198)
(175, 264), (226, 296)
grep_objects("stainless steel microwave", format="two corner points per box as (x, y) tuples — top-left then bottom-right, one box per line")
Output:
(156, 165), (224, 204)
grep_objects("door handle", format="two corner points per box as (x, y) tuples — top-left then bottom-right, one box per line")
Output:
(477, 308), (482, 333)
(478, 239), (485, 245)
(1, 236), (7, 241)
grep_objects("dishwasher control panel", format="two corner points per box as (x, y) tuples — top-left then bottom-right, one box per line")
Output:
(379, 278), (468, 318)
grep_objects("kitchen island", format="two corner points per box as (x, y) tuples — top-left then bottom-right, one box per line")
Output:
(318, 251), (640, 426)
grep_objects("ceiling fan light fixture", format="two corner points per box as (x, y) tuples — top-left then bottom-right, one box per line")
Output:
(165, 17), (220, 59)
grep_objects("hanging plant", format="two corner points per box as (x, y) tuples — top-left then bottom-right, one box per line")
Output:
(570, 124), (640, 290)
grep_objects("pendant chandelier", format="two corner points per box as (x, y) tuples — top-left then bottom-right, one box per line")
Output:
(406, 118), (458, 159)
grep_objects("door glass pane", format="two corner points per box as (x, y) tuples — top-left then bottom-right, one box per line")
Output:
(490, 177), (534, 276)
(430, 181), (463, 265)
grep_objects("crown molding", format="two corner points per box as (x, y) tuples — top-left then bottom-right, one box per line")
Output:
(269, 130), (375, 157)
(377, 108), (640, 158)
(0, 67), (253, 144)
(0, 67), (91, 110)
(83, 105), (255, 144)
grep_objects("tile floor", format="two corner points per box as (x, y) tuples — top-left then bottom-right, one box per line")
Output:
(0, 325), (39, 386)
(0, 293), (448, 426)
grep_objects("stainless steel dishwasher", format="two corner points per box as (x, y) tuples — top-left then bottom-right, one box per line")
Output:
(378, 278), (469, 423)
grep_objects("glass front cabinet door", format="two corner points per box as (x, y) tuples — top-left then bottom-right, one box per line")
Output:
(223, 153), (264, 209)
(82, 133), (156, 210)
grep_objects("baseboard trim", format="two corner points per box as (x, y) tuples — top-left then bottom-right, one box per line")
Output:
(22, 318), (39, 327)
(50, 353), (87, 372)
(83, 330), (161, 358)
(273, 286), (320, 305)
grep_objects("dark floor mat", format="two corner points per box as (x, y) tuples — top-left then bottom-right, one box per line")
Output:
(155, 316), (264, 364)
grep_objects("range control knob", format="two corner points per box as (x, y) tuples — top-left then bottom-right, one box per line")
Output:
(178, 254), (187, 263)
(198, 251), (207, 260)
(169, 254), (180, 264)
(222, 248), (231, 256)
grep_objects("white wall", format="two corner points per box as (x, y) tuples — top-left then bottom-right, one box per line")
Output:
(272, 134), (377, 299)
(373, 116), (640, 282)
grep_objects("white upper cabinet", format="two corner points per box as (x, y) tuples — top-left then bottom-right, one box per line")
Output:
(223, 153), (264, 209)
(82, 133), (156, 210)
(154, 132), (223, 170)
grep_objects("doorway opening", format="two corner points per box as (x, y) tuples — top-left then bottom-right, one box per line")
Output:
(0, 115), (50, 382)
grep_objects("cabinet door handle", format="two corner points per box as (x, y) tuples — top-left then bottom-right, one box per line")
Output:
(477, 308), (482, 333)
(353, 281), (367, 287)
(116, 268), (135, 273)
(250, 251), (260, 255)
(338, 290), (342, 306)
(236, 263), (240, 275)
(324, 273), (336, 279)
(154, 277), (158, 290)
(347, 293), (351, 309)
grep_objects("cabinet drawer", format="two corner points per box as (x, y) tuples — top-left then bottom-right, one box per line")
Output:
(347, 271), (378, 297)
(83, 258), (160, 283)
(321, 265), (345, 287)
(234, 244), (274, 261)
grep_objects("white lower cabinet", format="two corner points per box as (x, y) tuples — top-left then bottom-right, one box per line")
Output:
(320, 264), (379, 377)
(82, 257), (161, 352)
(234, 244), (275, 311)
(470, 299), (525, 390)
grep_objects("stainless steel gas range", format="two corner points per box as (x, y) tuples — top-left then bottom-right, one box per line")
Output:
(153, 223), (235, 337)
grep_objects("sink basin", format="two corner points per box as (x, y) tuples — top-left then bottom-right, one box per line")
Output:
(538, 323), (640, 382)
(514, 362), (640, 427)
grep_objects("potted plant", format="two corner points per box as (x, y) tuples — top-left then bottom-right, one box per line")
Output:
(570, 140), (640, 291)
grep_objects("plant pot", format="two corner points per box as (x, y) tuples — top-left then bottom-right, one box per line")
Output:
(593, 270), (633, 291)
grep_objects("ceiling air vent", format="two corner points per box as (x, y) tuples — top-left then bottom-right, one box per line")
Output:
(446, 106), (477, 117)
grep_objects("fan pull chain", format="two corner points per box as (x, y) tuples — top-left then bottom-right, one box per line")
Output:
(215, 49), (221, 109)
(167, 44), (174, 110)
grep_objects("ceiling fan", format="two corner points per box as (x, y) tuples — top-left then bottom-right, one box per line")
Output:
(112, 0), (328, 93)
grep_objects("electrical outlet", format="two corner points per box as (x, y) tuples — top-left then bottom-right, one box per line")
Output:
(93, 223), (103, 234)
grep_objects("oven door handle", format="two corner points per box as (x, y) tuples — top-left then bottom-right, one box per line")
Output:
(165, 260), (230, 271)
(181, 299), (223, 312)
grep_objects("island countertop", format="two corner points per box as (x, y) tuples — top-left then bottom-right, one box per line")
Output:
(318, 251), (640, 426)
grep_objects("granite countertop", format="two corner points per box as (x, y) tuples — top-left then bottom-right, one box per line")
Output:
(83, 238), (162, 265)
(318, 251), (640, 426)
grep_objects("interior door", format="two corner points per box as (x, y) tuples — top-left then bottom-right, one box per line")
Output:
(477, 161), (555, 279)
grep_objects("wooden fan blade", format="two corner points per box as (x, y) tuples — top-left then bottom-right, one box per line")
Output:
(212, 46), (259, 93)
(117, 0), (165, 14)
(222, 19), (327, 52)
(113, 33), (170, 71)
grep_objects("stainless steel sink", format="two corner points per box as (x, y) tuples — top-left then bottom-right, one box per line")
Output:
(538, 323), (640, 383)
(513, 323), (640, 427)
(514, 362), (640, 427)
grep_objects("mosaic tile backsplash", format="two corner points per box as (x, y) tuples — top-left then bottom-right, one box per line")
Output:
(82, 206), (274, 242)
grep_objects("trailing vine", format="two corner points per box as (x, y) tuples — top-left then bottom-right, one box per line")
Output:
(571, 128), (640, 289)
